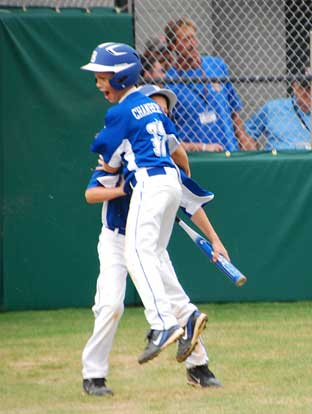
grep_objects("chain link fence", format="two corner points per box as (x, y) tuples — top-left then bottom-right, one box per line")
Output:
(0, 0), (117, 9)
(134, 0), (312, 152)
(1, 0), (311, 151)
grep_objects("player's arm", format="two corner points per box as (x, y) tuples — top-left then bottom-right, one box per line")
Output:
(85, 184), (126, 204)
(171, 144), (191, 177)
(191, 208), (230, 262)
(179, 170), (229, 262)
(85, 165), (126, 204)
(166, 128), (191, 176)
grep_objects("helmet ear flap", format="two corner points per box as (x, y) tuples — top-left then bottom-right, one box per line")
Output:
(109, 62), (142, 90)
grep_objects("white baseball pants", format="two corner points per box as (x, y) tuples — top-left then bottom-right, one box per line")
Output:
(82, 226), (208, 379)
(125, 168), (183, 330)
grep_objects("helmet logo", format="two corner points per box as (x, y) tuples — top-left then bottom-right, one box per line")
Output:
(90, 50), (98, 63)
(105, 44), (127, 56)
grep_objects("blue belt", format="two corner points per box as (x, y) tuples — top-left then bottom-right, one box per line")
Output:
(129, 166), (168, 188)
(106, 225), (126, 235)
(147, 166), (167, 177)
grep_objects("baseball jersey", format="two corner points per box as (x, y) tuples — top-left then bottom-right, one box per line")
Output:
(87, 169), (130, 234)
(244, 97), (311, 150)
(90, 90), (178, 191)
(87, 168), (214, 233)
(165, 56), (242, 151)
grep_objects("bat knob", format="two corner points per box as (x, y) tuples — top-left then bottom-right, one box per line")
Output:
(236, 275), (247, 287)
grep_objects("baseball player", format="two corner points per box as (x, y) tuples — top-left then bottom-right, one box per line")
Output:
(81, 82), (227, 396)
(81, 42), (198, 366)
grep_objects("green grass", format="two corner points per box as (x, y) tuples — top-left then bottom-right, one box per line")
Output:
(0, 302), (311, 414)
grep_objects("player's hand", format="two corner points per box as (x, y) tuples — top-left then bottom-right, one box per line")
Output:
(95, 155), (105, 170)
(95, 155), (119, 173)
(211, 239), (230, 262)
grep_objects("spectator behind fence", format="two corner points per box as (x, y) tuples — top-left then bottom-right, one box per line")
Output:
(244, 68), (312, 150)
(164, 17), (252, 152)
(141, 54), (166, 83)
(140, 37), (173, 83)
(144, 37), (173, 71)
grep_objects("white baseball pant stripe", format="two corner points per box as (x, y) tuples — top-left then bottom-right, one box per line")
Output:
(125, 171), (182, 330)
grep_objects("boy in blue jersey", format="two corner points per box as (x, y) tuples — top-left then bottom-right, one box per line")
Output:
(81, 42), (209, 370)
(81, 83), (227, 396)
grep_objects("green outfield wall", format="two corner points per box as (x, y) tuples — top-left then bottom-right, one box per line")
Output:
(1, 9), (312, 311)
(0, 7), (137, 310)
(168, 151), (312, 304)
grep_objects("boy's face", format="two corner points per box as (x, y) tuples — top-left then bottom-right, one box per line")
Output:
(293, 81), (312, 113)
(143, 60), (166, 81)
(95, 72), (126, 103)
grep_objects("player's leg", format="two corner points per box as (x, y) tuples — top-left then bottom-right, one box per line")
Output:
(160, 250), (221, 387)
(82, 227), (127, 396)
(159, 250), (207, 361)
(125, 173), (183, 363)
(159, 250), (197, 323)
(185, 340), (222, 388)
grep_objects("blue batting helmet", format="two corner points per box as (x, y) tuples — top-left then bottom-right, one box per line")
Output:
(81, 42), (142, 90)
(138, 84), (177, 113)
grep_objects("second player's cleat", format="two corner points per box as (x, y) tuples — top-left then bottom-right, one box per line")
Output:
(186, 364), (222, 388)
(83, 378), (114, 396)
(138, 325), (184, 364)
(176, 310), (208, 362)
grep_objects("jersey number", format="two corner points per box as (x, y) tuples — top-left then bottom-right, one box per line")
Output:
(146, 120), (167, 157)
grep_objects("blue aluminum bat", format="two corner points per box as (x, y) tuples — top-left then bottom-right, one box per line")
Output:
(175, 217), (247, 287)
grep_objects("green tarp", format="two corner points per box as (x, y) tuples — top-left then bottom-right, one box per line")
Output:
(0, 8), (136, 310)
(168, 151), (312, 303)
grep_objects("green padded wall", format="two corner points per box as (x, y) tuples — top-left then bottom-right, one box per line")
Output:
(168, 151), (312, 303)
(0, 7), (137, 310)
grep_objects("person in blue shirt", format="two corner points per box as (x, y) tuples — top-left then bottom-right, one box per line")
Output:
(81, 83), (227, 396)
(244, 75), (312, 150)
(164, 17), (252, 152)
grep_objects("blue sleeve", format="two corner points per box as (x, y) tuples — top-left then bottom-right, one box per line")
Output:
(218, 59), (242, 113)
(226, 82), (243, 113)
(90, 127), (107, 155)
(163, 115), (178, 136)
(179, 169), (214, 217)
(90, 107), (126, 162)
(87, 170), (105, 189)
(244, 105), (268, 140)
(86, 169), (118, 189)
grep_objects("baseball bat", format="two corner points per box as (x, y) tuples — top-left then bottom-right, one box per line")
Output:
(175, 217), (247, 287)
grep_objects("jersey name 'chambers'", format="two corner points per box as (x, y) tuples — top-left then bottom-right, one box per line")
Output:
(131, 102), (163, 119)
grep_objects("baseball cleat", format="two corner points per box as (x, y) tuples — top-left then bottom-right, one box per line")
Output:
(138, 325), (184, 364)
(83, 378), (113, 396)
(176, 310), (208, 362)
(186, 364), (222, 388)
